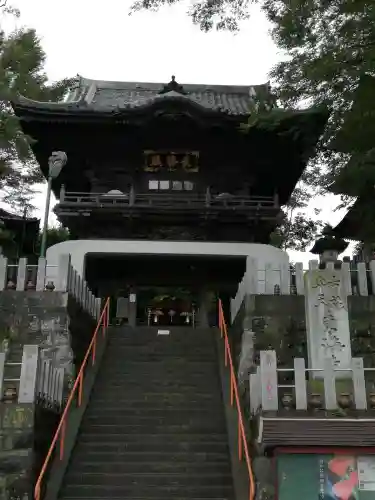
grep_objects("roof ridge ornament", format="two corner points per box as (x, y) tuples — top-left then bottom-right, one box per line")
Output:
(159, 75), (186, 95)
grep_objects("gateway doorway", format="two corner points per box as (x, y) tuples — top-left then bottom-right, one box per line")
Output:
(137, 287), (198, 326)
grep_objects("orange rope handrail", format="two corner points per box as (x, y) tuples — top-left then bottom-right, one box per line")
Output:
(218, 299), (255, 500)
(34, 297), (111, 500)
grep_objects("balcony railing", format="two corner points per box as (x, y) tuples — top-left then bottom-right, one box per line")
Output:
(57, 191), (279, 211)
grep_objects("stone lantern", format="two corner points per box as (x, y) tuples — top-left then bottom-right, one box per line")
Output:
(310, 225), (348, 265)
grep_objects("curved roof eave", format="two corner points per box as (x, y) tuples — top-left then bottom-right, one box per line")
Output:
(12, 91), (249, 119)
(13, 93), (83, 108)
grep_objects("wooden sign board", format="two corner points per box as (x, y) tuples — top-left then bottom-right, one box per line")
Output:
(144, 151), (199, 172)
(157, 330), (170, 336)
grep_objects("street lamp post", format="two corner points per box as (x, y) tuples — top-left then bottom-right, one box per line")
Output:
(40, 151), (67, 258)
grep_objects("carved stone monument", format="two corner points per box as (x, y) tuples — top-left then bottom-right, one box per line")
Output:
(304, 268), (352, 378)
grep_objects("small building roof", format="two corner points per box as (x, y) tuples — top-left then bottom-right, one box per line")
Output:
(0, 208), (40, 256)
(12, 75), (275, 117)
(0, 207), (39, 222)
(310, 225), (348, 254)
(332, 195), (375, 242)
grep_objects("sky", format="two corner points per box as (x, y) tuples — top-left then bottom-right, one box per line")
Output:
(3, 0), (353, 264)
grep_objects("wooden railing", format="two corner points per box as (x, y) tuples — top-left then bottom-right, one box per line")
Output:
(34, 298), (110, 500)
(58, 191), (278, 210)
(218, 299), (255, 500)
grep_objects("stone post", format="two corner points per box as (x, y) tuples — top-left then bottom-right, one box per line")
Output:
(197, 289), (210, 328)
(128, 290), (137, 327)
(0, 345), (39, 498)
(304, 267), (352, 379)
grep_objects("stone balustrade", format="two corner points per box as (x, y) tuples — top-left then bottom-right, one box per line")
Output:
(231, 258), (375, 322)
(0, 254), (101, 319)
(0, 344), (64, 407)
(250, 349), (375, 414)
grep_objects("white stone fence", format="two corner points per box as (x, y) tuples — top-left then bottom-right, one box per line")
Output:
(250, 350), (375, 414)
(0, 345), (64, 407)
(36, 357), (65, 410)
(0, 254), (100, 319)
(231, 258), (375, 321)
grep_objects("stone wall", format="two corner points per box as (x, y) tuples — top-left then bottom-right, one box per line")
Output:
(348, 295), (375, 366)
(0, 403), (34, 499)
(0, 291), (97, 383)
(0, 403), (61, 500)
(231, 295), (306, 378)
(232, 294), (375, 371)
(231, 294), (375, 500)
(0, 291), (98, 500)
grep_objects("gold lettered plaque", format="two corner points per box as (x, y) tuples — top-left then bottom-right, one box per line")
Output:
(143, 151), (199, 172)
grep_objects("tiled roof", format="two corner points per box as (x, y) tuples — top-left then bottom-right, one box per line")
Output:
(0, 208), (38, 221)
(89, 85), (256, 115)
(15, 76), (274, 117)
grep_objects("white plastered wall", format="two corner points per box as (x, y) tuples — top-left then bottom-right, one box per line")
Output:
(45, 239), (289, 284)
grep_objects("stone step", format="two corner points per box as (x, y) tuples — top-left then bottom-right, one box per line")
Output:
(61, 483), (234, 498)
(95, 374), (219, 383)
(64, 472), (233, 487)
(81, 415), (227, 427)
(74, 440), (229, 453)
(87, 399), (224, 409)
(87, 392), (222, 404)
(97, 365), (218, 376)
(67, 460), (231, 474)
(71, 450), (231, 464)
(110, 327), (215, 337)
(103, 350), (215, 359)
(80, 422), (227, 434)
(62, 497), (231, 500)
(92, 370), (219, 381)
(92, 381), (220, 390)
(78, 433), (228, 444)
(100, 355), (217, 363)
(83, 407), (223, 420)
(102, 355), (216, 372)
(105, 340), (215, 349)
(106, 344), (213, 360)
(106, 335), (215, 343)
(57, 326), (233, 500)
(109, 334), (215, 340)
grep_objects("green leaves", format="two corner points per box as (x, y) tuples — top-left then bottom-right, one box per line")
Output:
(270, 210), (324, 251)
(265, 0), (375, 163)
(270, 183), (324, 250)
(0, 8), (71, 215)
(130, 0), (253, 31)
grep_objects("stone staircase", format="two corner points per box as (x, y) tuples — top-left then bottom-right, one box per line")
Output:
(58, 326), (235, 499)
